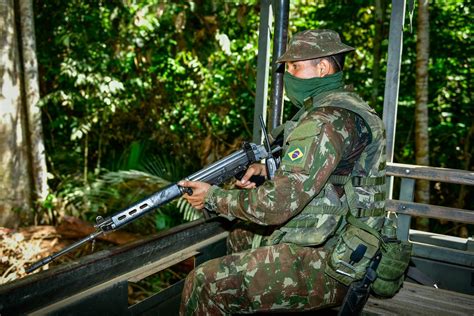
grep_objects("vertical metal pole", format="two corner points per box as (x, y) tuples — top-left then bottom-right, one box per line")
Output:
(269, 0), (289, 131)
(383, 0), (406, 198)
(398, 178), (415, 241)
(253, 0), (273, 144)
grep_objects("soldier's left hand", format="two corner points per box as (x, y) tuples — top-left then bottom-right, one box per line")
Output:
(235, 163), (266, 189)
(178, 180), (211, 210)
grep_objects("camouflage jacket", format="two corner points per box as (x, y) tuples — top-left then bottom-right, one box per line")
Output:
(205, 90), (386, 246)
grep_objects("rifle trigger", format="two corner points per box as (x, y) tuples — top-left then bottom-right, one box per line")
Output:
(179, 186), (193, 196)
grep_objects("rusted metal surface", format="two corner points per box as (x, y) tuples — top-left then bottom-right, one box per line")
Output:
(387, 162), (474, 186)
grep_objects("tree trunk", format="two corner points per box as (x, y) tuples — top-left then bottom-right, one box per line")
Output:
(414, 0), (430, 229)
(0, 0), (30, 228)
(371, 0), (385, 108)
(19, 0), (48, 206)
(0, 0), (48, 228)
(456, 121), (474, 209)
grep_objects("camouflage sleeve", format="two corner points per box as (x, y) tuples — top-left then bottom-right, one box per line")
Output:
(204, 108), (355, 226)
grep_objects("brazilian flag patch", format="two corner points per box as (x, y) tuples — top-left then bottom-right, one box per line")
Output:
(287, 146), (304, 161)
(282, 142), (311, 170)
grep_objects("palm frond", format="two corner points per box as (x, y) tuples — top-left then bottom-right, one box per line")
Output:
(86, 169), (170, 209)
(177, 197), (202, 221)
(141, 154), (191, 182)
(97, 169), (170, 187)
(59, 151), (203, 233)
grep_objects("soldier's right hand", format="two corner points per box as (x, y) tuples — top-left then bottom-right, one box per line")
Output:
(235, 163), (267, 189)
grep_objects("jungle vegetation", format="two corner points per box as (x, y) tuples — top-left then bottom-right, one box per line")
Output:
(4, 0), (473, 236)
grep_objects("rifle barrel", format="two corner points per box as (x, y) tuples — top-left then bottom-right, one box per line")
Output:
(26, 230), (104, 273)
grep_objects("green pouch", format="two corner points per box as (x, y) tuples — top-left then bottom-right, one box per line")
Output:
(371, 239), (412, 297)
(325, 224), (380, 286)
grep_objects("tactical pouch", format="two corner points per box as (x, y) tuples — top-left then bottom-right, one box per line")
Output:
(371, 239), (412, 297)
(327, 173), (411, 296)
(326, 224), (380, 286)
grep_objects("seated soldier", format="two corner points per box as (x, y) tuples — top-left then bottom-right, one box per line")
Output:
(179, 29), (387, 315)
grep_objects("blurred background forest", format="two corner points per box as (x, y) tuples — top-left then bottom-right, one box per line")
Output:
(0, 0), (472, 282)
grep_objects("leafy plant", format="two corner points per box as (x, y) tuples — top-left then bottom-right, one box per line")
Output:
(70, 148), (201, 234)
(33, 1), (473, 235)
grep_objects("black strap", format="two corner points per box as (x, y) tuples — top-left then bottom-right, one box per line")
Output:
(338, 251), (383, 316)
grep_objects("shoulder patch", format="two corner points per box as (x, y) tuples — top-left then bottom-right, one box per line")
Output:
(287, 145), (305, 162)
(281, 136), (314, 173)
(286, 120), (321, 142)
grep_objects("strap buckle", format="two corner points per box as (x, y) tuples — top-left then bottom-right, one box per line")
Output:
(352, 177), (362, 186)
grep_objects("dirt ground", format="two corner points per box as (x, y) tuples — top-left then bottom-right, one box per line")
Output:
(0, 216), (139, 285)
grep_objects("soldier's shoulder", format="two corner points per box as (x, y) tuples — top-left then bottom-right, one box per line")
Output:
(307, 105), (356, 124)
(317, 91), (379, 121)
(322, 91), (367, 107)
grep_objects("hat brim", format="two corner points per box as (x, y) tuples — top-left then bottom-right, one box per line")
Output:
(276, 45), (355, 63)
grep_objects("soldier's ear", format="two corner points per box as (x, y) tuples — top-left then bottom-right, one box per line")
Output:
(319, 59), (332, 77)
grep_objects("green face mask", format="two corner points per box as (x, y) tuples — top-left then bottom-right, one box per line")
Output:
(284, 71), (344, 107)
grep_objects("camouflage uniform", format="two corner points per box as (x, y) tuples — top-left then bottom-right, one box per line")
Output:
(180, 30), (387, 315)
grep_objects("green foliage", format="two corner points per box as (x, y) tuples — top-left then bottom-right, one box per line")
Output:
(57, 149), (200, 234)
(34, 1), (472, 231)
(35, 0), (261, 228)
(36, 0), (260, 189)
(427, 2), (472, 170)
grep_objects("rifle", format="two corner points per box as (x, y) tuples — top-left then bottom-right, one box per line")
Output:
(27, 121), (280, 274)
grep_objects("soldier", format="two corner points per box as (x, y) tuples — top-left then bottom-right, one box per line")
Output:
(179, 29), (387, 315)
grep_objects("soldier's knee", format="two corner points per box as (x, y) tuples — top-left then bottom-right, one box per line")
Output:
(184, 265), (213, 299)
(181, 268), (209, 314)
(181, 269), (195, 301)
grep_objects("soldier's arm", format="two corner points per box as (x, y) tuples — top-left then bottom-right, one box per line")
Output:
(205, 109), (353, 226)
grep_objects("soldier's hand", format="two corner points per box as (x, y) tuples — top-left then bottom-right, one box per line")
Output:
(235, 163), (267, 189)
(178, 180), (211, 210)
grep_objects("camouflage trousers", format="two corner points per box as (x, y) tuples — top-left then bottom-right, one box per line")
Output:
(179, 225), (347, 315)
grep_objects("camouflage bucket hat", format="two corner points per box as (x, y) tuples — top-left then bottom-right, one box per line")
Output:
(277, 29), (355, 63)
